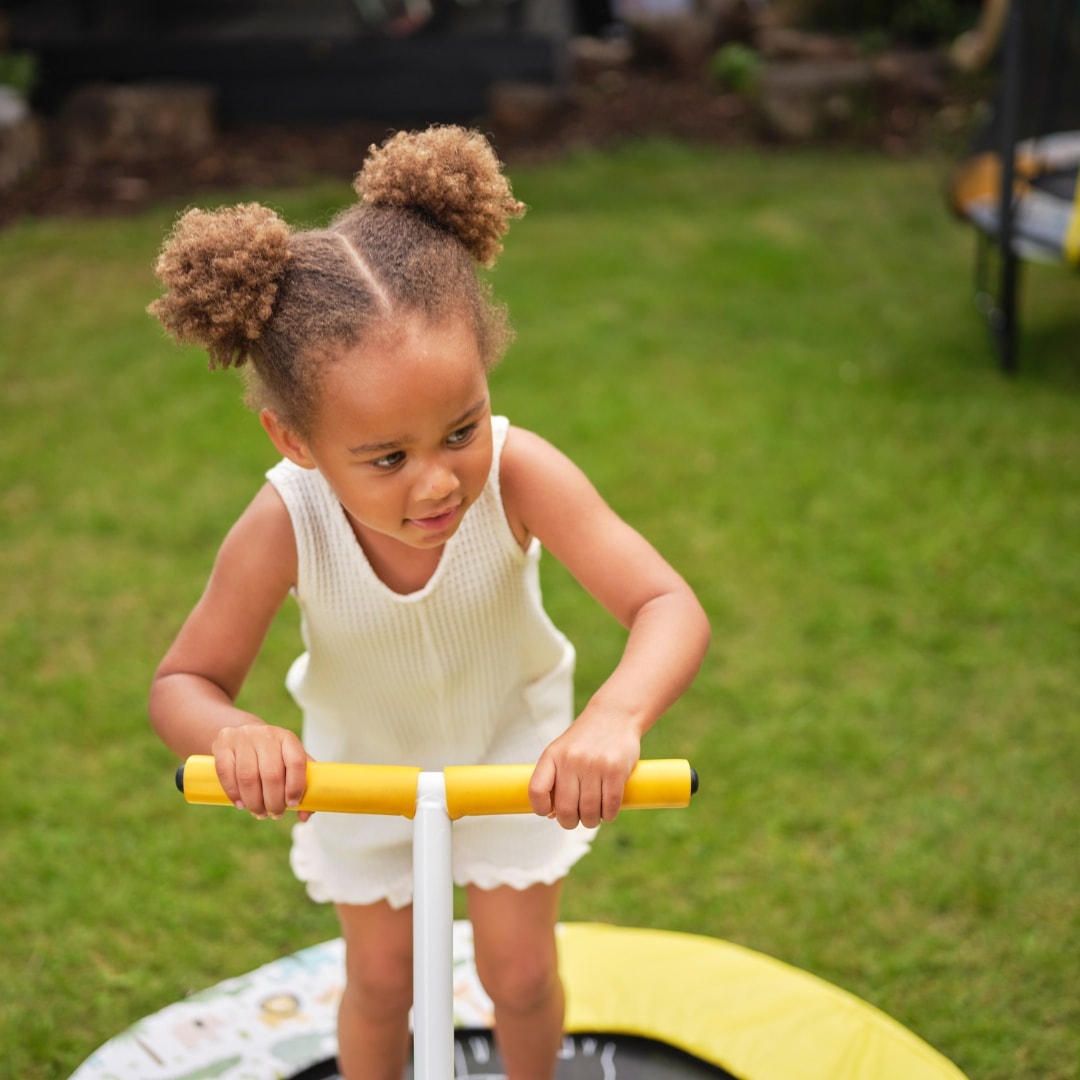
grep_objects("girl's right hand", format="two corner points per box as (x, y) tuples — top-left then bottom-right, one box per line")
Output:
(211, 723), (312, 821)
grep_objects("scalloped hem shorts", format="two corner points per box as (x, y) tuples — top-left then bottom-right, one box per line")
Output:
(290, 812), (598, 909)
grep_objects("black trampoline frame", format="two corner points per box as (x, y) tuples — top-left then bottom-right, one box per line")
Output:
(973, 0), (1080, 372)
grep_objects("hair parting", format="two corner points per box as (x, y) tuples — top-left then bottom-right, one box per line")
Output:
(327, 230), (392, 315)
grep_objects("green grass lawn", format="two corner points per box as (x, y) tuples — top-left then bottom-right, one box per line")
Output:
(1, 141), (1077, 1080)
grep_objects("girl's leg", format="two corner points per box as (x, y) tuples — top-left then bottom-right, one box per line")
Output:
(334, 900), (414, 1080)
(466, 880), (565, 1080)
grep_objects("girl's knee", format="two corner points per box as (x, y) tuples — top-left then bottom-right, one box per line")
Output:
(475, 936), (560, 1014)
(337, 902), (414, 1021)
(341, 949), (413, 1021)
(468, 882), (564, 1014)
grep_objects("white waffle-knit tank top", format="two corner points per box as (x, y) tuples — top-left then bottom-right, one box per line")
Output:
(266, 416), (575, 770)
(266, 417), (595, 906)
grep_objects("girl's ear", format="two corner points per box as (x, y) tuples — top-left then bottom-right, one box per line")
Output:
(260, 409), (316, 469)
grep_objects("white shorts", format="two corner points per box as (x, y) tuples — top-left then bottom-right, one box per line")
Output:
(290, 811), (597, 909)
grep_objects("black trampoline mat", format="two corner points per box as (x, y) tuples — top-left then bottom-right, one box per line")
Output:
(289, 1030), (739, 1080)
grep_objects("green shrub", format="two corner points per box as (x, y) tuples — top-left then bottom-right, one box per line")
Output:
(0, 50), (38, 96)
(709, 42), (763, 96)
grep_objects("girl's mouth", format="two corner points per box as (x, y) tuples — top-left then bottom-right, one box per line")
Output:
(408, 505), (460, 533)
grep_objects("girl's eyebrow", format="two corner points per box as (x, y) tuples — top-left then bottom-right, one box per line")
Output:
(349, 437), (405, 456)
(348, 398), (488, 456)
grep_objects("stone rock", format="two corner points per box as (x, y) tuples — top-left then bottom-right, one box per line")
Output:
(700, 0), (759, 46)
(55, 82), (216, 166)
(758, 58), (875, 140)
(757, 26), (862, 62)
(873, 49), (949, 105)
(568, 34), (633, 86)
(0, 86), (42, 189)
(487, 81), (573, 144)
(627, 12), (718, 77)
(0, 84), (27, 127)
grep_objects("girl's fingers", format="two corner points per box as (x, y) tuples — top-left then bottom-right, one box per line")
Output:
(553, 771), (584, 831)
(282, 741), (311, 811)
(214, 729), (264, 815)
(236, 739), (273, 817)
(576, 774), (603, 829)
(600, 760), (632, 824)
(213, 747), (242, 809)
(575, 765), (627, 829)
(601, 780), (625, 824)
(532, 743), (633, 829)
(214, 726), (302, 819)
(528, 756), (557, 818)
(253, 737), (294, 819)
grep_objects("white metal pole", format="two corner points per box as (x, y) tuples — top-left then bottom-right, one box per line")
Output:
(412, 771), (454, 1080)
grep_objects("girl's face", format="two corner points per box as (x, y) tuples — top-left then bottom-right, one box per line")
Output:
(268, 312), (493, 559)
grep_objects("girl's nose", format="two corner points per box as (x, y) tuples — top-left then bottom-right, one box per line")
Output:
(416, 455), (460, 501)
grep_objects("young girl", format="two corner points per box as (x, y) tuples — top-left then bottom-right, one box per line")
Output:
(147, 125), (710, 1080)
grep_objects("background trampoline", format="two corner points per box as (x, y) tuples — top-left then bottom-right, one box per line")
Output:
(949, 0), (1080, 371)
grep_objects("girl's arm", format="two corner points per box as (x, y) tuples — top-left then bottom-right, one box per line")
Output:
(500, 426), (711, 831)
(149, 483), (310, 819)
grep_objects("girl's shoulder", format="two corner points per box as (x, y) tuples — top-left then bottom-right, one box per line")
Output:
(499, 422), (551, 476)
(216, 481), (298, 593)
(499, 424), (585, 488)
(498, 425), (595, 551)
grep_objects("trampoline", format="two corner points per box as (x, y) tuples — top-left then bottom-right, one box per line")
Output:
(948, 0), (1080, 370)
(950, 132), (1080, 265)
(68, 760), (970, 1080)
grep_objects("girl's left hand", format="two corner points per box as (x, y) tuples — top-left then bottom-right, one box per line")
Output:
(528, 709), (641, 830)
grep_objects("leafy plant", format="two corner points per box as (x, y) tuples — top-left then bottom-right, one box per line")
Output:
(709, 42), (763, 96)
(0, 49), (38, 96)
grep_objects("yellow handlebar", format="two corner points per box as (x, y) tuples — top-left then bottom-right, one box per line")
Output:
(444, 760), (696, 818)
(177, 757), (697, 819)
(177, 757), (423, 817)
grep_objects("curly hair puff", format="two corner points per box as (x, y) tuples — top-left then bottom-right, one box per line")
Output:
(148, 203), (291, 370)
(354, 125), (525, 268)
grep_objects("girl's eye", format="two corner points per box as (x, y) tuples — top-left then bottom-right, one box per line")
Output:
(447, 423), (477, 446)
(372, 451), (405, 470)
